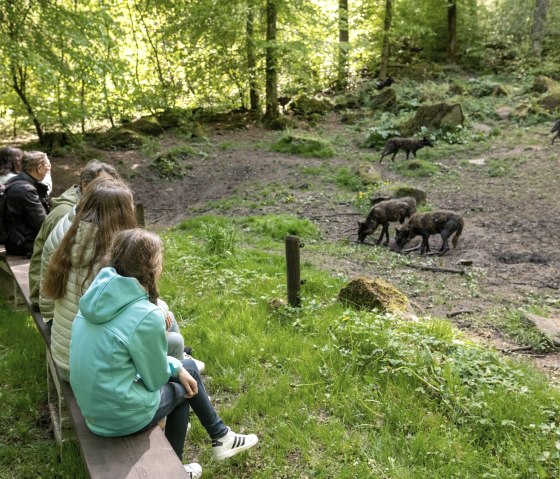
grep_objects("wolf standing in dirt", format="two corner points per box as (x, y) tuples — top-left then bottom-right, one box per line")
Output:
(358, 197), (417, 245)
(379, 137), (434, 163)
(394, 211), (464, 256)
(551, 119), (560, 144)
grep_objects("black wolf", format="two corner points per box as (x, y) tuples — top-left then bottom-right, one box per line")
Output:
(379, 137), (434, 163)
(551, 119), (560, 145)
(394, 211), (464, 256)
(376, 76), (394, 90)
(358, 197), (417, 245)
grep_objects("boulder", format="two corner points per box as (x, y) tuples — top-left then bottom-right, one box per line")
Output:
(290, 95), (333, 116)
(370, 88), (397, 111)
(492, 85), (509, 97)
(391, 186), (427, 204)
(127, 116), (164, 136)
(532, 75), (557, 94)
(370, 186), (427, 206)
(357, 165), (382, 186)
(94, 127), (146, 150)
(523, 312), (560, 347)
(539, 94), (560, 113)
(338, 277), (410, 314)
(401, 103), (464, 135)
(495, 106), (514, 120)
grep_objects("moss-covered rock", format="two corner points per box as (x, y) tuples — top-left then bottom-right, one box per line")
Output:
(356, 164), (382, 186)
(539, 93), (560, 113)
(271, 133), (335, 158)
(370, 186), (427, 206)
(401, 103), (464, 136)
(93, 128), (147, 150)
(492, 85), (509, 97)
(150, 148), (194, 179)
(127, 116), (164, 136)
(532, 75), (557, 94)
(338, 277), (409, 314)
(370, 88), (397, 111)
(290, 95), (333, 116)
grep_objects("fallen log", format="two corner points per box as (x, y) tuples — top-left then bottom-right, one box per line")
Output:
(405, 263), (466, 275)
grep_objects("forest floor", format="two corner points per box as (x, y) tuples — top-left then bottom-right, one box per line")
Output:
(47, 111), (560, 377)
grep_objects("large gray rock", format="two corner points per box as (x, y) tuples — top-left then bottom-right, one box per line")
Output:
(401, 103), (464, 135)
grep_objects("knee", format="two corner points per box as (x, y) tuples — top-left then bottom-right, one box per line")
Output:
(181, 357), (201, 377)
(167, 332), (185, 361)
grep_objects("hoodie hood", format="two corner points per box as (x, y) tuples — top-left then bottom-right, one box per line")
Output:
(51, 185), (79, 209)
(79, 267), (148, 324)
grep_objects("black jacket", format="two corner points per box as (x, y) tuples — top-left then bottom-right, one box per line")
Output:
(4, 172), (50, 256)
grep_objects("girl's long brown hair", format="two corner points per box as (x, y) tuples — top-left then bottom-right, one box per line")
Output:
(43, 177), (137, 300)
(108, 229), (163, 304)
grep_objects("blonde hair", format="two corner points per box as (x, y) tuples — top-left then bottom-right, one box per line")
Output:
(43, 177), (137, 299)
(108, 229), (163, 304)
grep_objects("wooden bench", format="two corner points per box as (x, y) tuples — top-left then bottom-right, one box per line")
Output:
(1, 252), (189, 478)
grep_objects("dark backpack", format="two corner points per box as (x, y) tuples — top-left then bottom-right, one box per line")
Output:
(0, 183), (8, 244)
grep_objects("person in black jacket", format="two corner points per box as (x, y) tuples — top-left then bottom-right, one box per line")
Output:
(3, 151), (51, 256)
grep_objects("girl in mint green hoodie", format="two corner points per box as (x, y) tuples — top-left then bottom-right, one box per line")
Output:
(70, 229), (258, 477)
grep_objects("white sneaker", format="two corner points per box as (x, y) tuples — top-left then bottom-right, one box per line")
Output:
(183, 353), (206, 373)
(184, 462), (202, 479)
(212, 428), (258, 461)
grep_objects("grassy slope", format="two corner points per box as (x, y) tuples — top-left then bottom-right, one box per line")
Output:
(1, 216), (559, 478)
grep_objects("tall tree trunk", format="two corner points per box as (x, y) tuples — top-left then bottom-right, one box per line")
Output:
(447, 0), (457, 62)
(11, 66), (43, 142)
(246, 0), (260, 112)
(337, 0), (349, 91)
(264, 0), (279, 123)
(378, 0), (392, 80)
(531, 0), (549, 58)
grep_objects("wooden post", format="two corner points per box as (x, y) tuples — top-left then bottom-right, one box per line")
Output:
(135, 202), (145, 228)
(285, 235), (301, 307)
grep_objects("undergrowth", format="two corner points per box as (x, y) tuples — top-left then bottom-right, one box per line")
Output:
(159, 218), (560, 478)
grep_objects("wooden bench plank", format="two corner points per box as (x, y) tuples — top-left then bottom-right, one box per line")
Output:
(4, 255), (188, 479)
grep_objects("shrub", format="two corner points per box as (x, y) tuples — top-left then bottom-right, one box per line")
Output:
(242, 214), (319, 241)
(271, 133), (335, 158)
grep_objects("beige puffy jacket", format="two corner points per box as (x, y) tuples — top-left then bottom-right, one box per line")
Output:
(50, 221), (100, 377)
(39, 208), (75, 322)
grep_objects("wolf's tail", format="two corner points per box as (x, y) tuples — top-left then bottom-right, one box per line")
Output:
(452, 216), (464, 249)
(551, 120), (560, 133)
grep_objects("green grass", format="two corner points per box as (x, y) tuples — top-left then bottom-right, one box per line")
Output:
(159, 220), (560, 478)
(0, 304), (85, 478)
(3, 219), (560, 478)
(271, 133), (335, 158)
(392, 159), (440, 178)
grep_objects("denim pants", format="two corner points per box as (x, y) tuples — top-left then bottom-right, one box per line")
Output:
(139, 358), (228, 460)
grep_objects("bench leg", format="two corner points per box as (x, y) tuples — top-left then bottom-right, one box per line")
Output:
(46, 349), (75, 444)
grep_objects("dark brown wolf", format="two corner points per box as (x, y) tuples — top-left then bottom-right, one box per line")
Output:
(394, 211), (464, 256)
(358, 197), (417, 245)
(376, 76), (394, 90)
(379, 137), (434, 163)
(551, 119), (560, 145)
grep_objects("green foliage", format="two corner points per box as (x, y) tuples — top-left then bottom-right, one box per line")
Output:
(271, 133), (335, 158)
(364, 120), (401, 149)
(150, 145), (196, 179)
(0, 303), (85, 477)
(392, 159), (440, 178)
(335, 167), (367, 191)
(242, 214), (320, 241)
(486, 156), (525, 178)
(201, 221), (237, 257)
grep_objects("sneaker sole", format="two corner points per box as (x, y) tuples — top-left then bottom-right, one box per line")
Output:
(213, 435), (259, 461)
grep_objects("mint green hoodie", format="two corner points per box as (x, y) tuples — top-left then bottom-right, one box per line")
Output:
(69, 267), (181, 437)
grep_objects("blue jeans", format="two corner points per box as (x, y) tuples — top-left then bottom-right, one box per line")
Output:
(139, 358), (228, 460)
